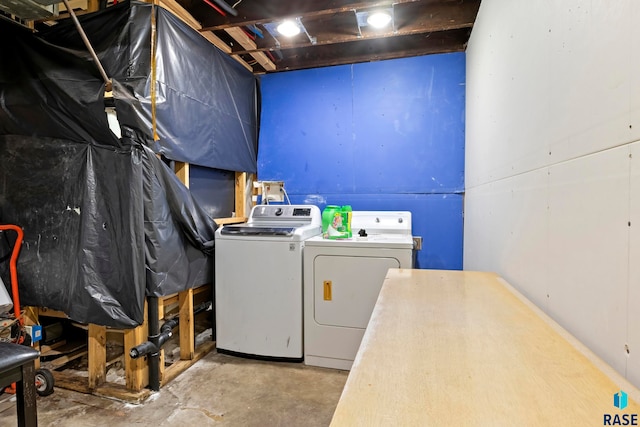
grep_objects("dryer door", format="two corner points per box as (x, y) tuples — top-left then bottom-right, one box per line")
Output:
(313, 255), (399, 328)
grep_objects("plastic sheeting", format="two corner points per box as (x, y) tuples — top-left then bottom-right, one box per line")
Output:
(140, 145), (215, 297)
(0, 136), (146, 327)
(0, 1), (256, 327)
(1, 1), (259, 172)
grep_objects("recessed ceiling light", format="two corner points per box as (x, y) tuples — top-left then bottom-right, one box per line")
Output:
(277, 20), (301, 37)
(367, 11), (392, 29)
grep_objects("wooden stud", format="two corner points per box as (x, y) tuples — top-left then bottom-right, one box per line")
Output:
(174, 161), (190, 188)
(157, 297), (166, 384)
(86, 0), (99, 12)
(88, 324), (107, 389)
(123, 302), (148, 391)
(235, 172), (247, 218)
(178, 289), (194, 360)
(216, 172), (254, 224)
(22, 307), (40, 369)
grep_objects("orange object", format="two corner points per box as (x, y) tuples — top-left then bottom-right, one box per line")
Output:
(0, 225), (24, 325)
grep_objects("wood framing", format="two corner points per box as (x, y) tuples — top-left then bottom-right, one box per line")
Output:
(224, 27), (276, 71)
(157, 297), (166, 384)
(178, 289), (195, 360)
(87, 324), (106, 389)
(123, 302), (148, 392)
(24, 155), (251, 400)
(235, 171), (248, 218)
(174, 161), (189, 188)
(145, 0), (254, 72)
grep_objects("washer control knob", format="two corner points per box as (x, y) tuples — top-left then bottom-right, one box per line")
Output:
(398, 218), (403, 223)
(275, 208), (283, 216)
(358, 229), (368, 237)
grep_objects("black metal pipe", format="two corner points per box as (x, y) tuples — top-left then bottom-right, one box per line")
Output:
(208, 0), (238, 16)
(129, 341), (154, 359)
(129, 301), (213, 364)
(193, 301), (212, 317)
(147, 296), (160, 391)
(60, 0), (112, 91)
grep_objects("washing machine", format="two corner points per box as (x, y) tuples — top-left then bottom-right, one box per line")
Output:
(215, 204), (321, 361)
(303, 211), (414, 370)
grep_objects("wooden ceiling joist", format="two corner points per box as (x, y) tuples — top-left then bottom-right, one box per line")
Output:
(24, 0), (480, 74)
(146, 0), (254, 72)
(224, 26), (276, 71)
(199, 0), (428, 31)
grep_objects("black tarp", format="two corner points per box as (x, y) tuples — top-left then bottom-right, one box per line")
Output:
(0, 136), (146, 327)
(0, 1), (258, 327)
(140, 145), (215, 297)
(1, 1), (259, 172)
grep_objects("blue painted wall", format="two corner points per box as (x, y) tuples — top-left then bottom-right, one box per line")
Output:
(257, 53), (465, 269)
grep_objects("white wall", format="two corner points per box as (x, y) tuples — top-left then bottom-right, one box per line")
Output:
(465, 0), (640, 385)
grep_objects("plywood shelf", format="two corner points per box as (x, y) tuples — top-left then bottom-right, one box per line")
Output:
(331, 269), (640, 425)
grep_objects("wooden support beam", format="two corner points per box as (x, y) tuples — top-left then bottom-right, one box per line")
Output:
(38, 307), (68, 319)
(174, 161), (189, 188)
(157, 298), (166, 384)
(215, 172), (253, 224)
(162, 341), (215, 385)
(147, 0), (254, 72)
(88, 324), (106, 389)
(22, 307), (40, 369)
(200, 30), (231, 53)
(47, 349), (88, 370)
(86, 0), (99, 12)
(215, 217), (247, 225)
(52, 371), (151, 404)
(235, 172), (247, 218)
(123, 302), (148, 391)
(59, 0), (87, 12)
(224, 27), (276, 71)
(178, 289), (194, 360)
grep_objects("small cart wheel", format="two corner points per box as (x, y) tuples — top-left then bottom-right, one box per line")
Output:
(34, 368), (54, 396)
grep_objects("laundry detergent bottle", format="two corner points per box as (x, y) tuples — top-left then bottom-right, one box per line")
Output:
(322, 205), (340, 238)
(342, 205), (352, 238)
(322, 205), (352, 239)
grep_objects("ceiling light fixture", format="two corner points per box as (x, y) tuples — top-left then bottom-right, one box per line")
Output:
(277, 20), (301, 37)
(366, 11), (393, 29)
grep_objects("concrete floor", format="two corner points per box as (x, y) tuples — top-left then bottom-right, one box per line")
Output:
(0, 351), (348, 427)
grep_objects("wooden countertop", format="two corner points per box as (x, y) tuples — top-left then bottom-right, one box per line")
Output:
(331, 269), (640, 426)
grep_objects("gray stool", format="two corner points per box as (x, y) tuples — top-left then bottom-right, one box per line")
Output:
(0, 342), (39, 427)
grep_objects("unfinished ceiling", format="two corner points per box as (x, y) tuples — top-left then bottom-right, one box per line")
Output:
(183, 0), (481, 73)
(2, 0), (480, 74)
